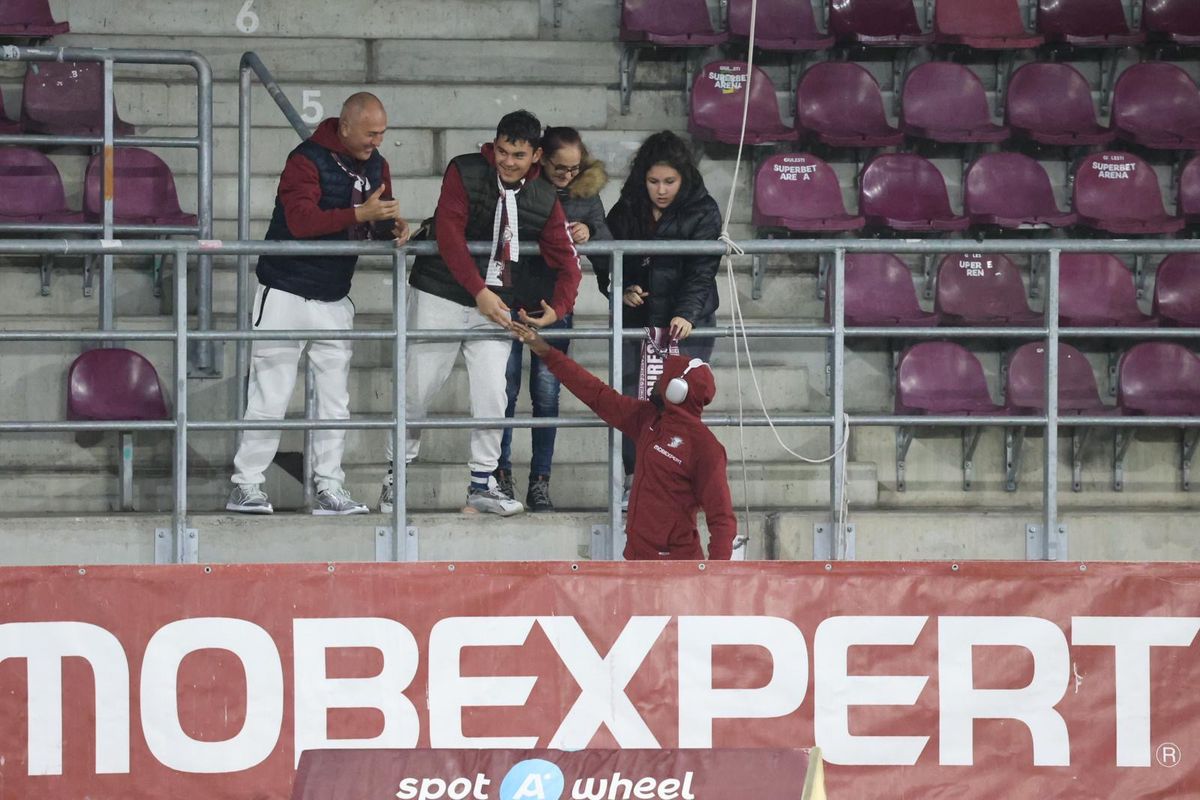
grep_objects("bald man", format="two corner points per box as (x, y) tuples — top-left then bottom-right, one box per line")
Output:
(228, 93), (410, 516)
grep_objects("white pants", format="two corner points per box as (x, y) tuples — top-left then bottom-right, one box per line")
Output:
(387, 288), (510, 474)
(232, 285), (354, 492)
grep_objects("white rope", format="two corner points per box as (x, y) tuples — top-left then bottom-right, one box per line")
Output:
(715, 0), (851, 545)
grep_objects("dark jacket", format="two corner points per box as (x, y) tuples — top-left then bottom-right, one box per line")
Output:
(600, 175), (722, 327)
(557, 158), (612, 242)
(257, 117), (391, 301)
(409, 145), (581, 318)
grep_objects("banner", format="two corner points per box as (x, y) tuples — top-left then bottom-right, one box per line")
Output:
(0, 562), (1197, 799)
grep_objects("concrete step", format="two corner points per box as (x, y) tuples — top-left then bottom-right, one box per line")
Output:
(50, 0), (541, 39)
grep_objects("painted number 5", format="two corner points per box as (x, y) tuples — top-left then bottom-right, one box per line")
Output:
(301, 90), (324, 124)
(236, 0), (260, 34)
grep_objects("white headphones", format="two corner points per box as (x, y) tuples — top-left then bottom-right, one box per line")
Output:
(664, 358), (707, 405)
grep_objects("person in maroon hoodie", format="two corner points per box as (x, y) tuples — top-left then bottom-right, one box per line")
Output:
(228, 92), (408, 517)
(510, 322), (735, 560)
(380, 110), (582, 516)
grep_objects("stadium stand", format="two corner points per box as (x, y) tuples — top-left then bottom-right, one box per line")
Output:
(0, 0), (67, 37)
(1005, 61), (1116, 146)
(935, 253), (1041, 326)
(1059, 253), (1159, 327)
(1152, 253), (1200, 325)
(726, 0), (832, 52)
(900, 61), (1010, 145)
(963, 152), (1076, 230)
(1072, 151), (1185, 234)
(752, 153), (864, 232)
(933, 0), (1044, 49)
(793, 61), (903, 148)
(689, 60), (792, 144)
(859, 153), (970, 231)
(1110, 61), (1200, 150)
(1036, 0), (1146, 47)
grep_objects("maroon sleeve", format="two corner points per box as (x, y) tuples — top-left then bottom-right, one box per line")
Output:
(380, 160), (394, 200)
(542, 348), (652, 440)
(538, 200), (583, 319)
(277, 152), (358, 238)
(434, 163), (487, 299)
(693, 439), (736, 560)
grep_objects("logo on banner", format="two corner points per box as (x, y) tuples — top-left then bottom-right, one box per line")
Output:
(499, 759), (564, 800)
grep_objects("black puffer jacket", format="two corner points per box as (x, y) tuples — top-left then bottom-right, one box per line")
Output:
(600, 176), (722, 327)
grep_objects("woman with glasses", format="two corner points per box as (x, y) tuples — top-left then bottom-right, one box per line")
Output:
(495, 126), (612, 511)
(597, 130), (722, 504)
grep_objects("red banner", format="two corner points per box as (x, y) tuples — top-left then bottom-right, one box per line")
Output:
(0, 562), (1197, 799)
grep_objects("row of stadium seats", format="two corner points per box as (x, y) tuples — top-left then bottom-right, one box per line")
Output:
(690, 59), (1200, 151)
(756, 150), (1186, 234)
(835, 252), (1198, 328)
(622, 0), (1198, 51)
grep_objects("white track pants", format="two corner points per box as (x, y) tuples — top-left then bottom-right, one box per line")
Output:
(232, 285), (354, 491)
(386, 288), (510, 474)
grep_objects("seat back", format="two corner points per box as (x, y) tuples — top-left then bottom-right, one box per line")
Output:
(796, 61), (893, 136)
(1037, 0), (1133, 37)
(728, 0), (823, 39)
(1119, 342), (1200, 415)
(902, 62), (996, 133)
(1073, 152), (1170, 224)
(1181, 156), (1200, 220)
(67, 348), (169, 421)
(691, 60), (785, 139)
(896, 342), (996, 413)
(829, 0), (925, 39)
(1152, 253), (1200, 325)
(1006, 62), (1103, 137)
(0, 147), (70, 217)
(20, 61), (126, 135)
(1006, 342), (1107, 412)
(622, 0), (717, 37)
(860, 154), (957, 222)
(0, 0), (63, 27)
(84, 147), (187, 221)
(964, 152), (1064, 222)
(935, 0), (1030, 38)
(1059, 253), (1150, 326)
(935, 253), (1035, 323)
(753, 153), (851, 225)
(1143, 0), (1200, 37)
(1112, 62), (1200, 137)
(838, 253), (930, 325)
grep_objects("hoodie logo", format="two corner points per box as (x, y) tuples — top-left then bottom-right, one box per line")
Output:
(668, 436), (684, 449)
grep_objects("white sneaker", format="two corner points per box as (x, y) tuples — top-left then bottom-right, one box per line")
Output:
(467, 481), (524, 516)
(312, 487), (369, 516)
(227, 484), (273, 514)
(379, 471), (394, 514)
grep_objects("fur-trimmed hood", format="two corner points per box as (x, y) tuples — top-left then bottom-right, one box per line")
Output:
(567, 158), (608, 200)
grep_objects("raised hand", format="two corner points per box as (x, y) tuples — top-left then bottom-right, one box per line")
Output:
(354, 184), (401, 223)
(518, 299), (559, 329)
(474, 287), (513, 329)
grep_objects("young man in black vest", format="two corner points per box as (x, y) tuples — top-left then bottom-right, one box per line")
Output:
(228, 92), (409, 516)
(380, 110), (582, 515)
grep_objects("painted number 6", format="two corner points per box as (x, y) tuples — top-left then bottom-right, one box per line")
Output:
(301, 90), (324, 125)
(236, 0), (260, 33)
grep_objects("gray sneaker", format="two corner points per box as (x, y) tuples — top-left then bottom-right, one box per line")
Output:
(312, 487), (369, 516)
(227, 484), (273, 514)
(379, 470), (394, 514)
(467, 481), (524, 516)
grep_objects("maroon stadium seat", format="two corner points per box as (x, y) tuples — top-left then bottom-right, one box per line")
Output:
(752, 153), (864, 232)
(901, 62), (1010, 144)
(859, 154), (970, 232)
(1036, 0), (1145, 47)
(20, 61), (135, 136)
(1111, 62), (1200, 151)
(1005, 62), (1115, 147)
(1059, 253), (1159, 327)
(896, 342), (1004, 414)
(1142, 0), (1200, 46)
(68, 348), (169, 422)
(1180, 155), (1200, 225)
(934, 0), (1043, 49)
(1152, 254), (1200, 326)
(1006, 342), (1115, 415)
(689, 60), (792, 145)
(794, 62), (903, 148)
(833, 253), (940, 326)
(1072, 152), (1184, 234)
(727, 0), (833, 51)
(620, 0), (729, 45)
(83, 148), (197, 226)
(935, 253), (1041, 326)
(828, 0), (933, 46)
(964, 152), (1076, 229)
(0, 147), (84, 223)
(1118, 341), (1200, 416)
(0, 0), (68, 36)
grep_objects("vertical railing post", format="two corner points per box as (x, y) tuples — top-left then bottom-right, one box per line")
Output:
(194, 56), (215, 373)
(173, 247), (190, 555)
(831, 248), (849, 558)
(392, 247), (409, 557)
(100, 58), (115, 333)
(236, 64), (253, 437)
(608, 250), (625, 560)
(1042, 248), (1061, 558)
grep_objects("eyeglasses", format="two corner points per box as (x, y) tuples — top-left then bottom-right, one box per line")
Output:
(547, 160), (582, 176)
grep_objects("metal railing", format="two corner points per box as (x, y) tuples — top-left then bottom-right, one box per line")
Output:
(0, 45), (215, 372)
(2, 237), (1200, 562)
